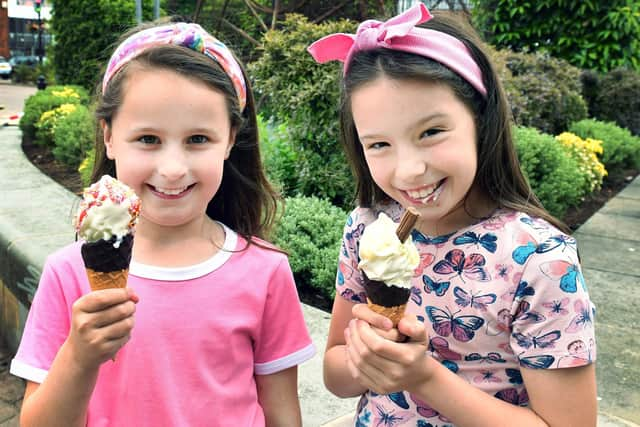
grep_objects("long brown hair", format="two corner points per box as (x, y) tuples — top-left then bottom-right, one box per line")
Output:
(338, 13), (569, 233)
(92, 19), (281, 241)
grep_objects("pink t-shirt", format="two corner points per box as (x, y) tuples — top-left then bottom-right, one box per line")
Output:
(11, 224), (315, 427)
(338, 203), (596, 426)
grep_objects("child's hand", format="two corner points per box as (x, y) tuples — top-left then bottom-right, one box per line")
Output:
(351, 303), (403, 342)
(344, 312), (430, 395)
(67, 287), (138, 368)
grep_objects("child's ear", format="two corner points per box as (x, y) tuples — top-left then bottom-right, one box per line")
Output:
(101, 119), (115, 160)
(225, 128), (236, 159)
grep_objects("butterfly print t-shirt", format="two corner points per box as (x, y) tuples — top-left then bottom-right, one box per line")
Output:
(337, 202), (596, 427)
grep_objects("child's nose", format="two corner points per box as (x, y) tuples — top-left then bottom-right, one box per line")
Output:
(157, 147), (188, 180)
(396, 144), (427, 181)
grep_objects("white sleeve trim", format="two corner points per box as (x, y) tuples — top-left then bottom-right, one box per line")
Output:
(254, 343), (316, 375)
(10, 359), (48, 383)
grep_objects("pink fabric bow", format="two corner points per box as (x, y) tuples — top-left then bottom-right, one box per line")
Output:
(307, 4), (486, 96)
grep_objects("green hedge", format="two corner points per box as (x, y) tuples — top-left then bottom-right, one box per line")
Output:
(20, 85), (90, 140)
(581, 68), (640, 136)
(493, 50), (587, 135)
(569, 119), (640, 171)
(52, 104), (95, 169)
(514, 126), (590, 217)
(258, 114), (298, 195)
(273, 196), (346, 299)
(249, 14), (357, 207)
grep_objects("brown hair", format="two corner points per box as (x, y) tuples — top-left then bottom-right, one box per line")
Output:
(92, 18), (281, 241)
(338, 13), (569, 233)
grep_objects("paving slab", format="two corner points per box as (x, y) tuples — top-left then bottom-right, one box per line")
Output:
(574, 232), (640, 277)
(577, 211), (640, 242)
(583, 267), (640, 425)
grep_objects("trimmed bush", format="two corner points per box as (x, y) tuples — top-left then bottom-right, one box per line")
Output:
(258, 114), (298, 195)
(52, 104), (94, 169)
(35, 103), (77, 147)
(569, 119), (640, 171)
(472, 0), (640, 72)
(249, 14), (357, 207)
(78, 148), (96, 187)
(20, 85), (90, 140)
(514, 126), (589, 217)
(273, 196), (347, 299)
(555, 132), (607, 193)
(494, 50), (587, 135)
(587, 68), (640, 136)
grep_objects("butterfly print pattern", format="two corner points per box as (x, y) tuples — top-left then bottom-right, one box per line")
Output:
(337, 205), (596, 426)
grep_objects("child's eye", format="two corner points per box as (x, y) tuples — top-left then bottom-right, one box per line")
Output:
(138, 135), (159, 144)
(367, 141), (390, 150)
(189, 135), (209, 144)
(421, 128), (443, 138)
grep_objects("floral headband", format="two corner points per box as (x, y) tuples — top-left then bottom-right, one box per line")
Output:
(307, 4), (486, 97)
(102, 23), (247, 110)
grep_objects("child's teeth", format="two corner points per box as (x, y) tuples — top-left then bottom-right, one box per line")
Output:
(407, 183), (437, 199)
(156, 186), (187, 195)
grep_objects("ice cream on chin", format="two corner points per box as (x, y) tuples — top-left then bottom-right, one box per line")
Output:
(358, 209), (420, 325)
(75, 175), (141, 291)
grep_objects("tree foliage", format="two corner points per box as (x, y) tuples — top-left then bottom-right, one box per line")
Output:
(471, 0), (640, 72)
(50, 0), (155, 90)
(249, 14), (357, 206)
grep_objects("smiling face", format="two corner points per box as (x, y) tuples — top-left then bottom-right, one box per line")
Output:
(103, 67), (235, 229)
(351, 76), (488, 234)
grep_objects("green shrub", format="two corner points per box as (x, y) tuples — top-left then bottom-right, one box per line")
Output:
(52, 104), (94, 169)
(514, 126), (590, 217)
(258, 114), (298, 195)
(273, 196), (347, 299)
(20, 85), (90, 140)
(78, 148), (96, 187)
(34, 103), (77, 147)
(250, 14), (357, 207)
(472, 0), (640, 72)
(586, 68), (640, 136)
(493, 50), (587, 135)
(10, 64), (37, 84)
(569, 119), (640, 171)
(555, 132), (607, 193)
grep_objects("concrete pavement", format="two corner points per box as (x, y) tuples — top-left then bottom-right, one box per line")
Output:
(1, 118), (639, 425)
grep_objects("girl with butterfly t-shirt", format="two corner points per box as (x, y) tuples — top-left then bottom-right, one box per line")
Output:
(308, 4), (596, 426)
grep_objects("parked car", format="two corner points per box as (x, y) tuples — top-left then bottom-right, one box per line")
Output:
(0, 56), (12, 79)
(9, 55), (42, 68)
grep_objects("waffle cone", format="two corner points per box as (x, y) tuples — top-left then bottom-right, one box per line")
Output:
(86, 268), (129, 291)
(367, 299), (407, 326)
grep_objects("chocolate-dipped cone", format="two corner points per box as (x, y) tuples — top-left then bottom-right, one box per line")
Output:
(363, 208), (419, 326)
(81, 235), (133, 291)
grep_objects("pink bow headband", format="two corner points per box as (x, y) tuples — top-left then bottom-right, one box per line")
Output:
(307, 4), (486, 97)
(102, 23), (247, 110)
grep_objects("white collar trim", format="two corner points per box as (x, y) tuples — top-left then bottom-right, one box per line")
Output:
(129, 223), (238, 281)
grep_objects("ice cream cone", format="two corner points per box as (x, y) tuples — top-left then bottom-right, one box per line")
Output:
(367, 300), (408, 326)
(358, 208), (420, 327)
(85, 268), (129, 291)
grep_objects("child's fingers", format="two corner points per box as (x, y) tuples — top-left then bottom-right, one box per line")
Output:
(79, 288), (132, 313)
(397, 315), (428, 344)
(93, 300), (136, 329)
(352, 303), (393, 331)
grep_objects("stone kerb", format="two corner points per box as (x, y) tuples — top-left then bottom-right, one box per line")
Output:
(0, 127), (77, 351)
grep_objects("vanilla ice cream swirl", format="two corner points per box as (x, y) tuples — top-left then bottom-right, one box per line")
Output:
(75, 175), (141, 244)
(358, 213), (420, 288)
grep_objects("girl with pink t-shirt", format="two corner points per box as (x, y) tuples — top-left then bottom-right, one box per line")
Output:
(11, 18), (314, 427)
(308, 4), (596, 426)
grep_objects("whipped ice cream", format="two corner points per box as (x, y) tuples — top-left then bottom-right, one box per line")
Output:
(358, 212), (420, 288)
(75, 175), (141, 244)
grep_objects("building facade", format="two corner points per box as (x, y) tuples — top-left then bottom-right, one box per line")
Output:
(0, 0), (52, 59)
